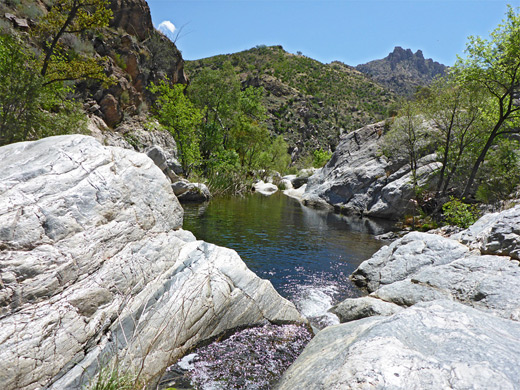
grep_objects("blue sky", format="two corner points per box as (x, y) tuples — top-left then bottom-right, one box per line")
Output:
(148, 0), (519, 66)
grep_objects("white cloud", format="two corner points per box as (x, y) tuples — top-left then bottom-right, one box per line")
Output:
(158, 20), (176, 35)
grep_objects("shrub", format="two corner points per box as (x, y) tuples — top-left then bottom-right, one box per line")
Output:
(442, 197), (480, 228)
(476, 139), (520, 203)
(0, 34), (86, 146)
(312, 148), (332, 168)
(86, 364), (143, 390)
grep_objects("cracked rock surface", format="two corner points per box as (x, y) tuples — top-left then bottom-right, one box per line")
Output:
(0, 135), (304, 390)
(277, 300), (520, 390)
(301, 121), (441, 219)
(347, 217), (520, 322)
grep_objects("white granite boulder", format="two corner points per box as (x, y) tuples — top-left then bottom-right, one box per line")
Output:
(277, 300), (520, 389)
(302, 121), (440, 220)
(0, 135), (304, 390)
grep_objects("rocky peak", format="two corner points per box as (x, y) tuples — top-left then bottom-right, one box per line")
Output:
(388, 46), (413, 63)
(388, 47), (425, 62)
(356, 46), (447, 96)
(109, 0), (154, 41)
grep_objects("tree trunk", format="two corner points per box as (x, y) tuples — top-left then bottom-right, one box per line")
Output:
(462, 121), (503, 198)
(41, 3), (78, 77)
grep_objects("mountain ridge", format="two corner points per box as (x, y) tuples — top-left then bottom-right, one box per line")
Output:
(185, 45), (397, 160)
(355, 46), (447, 96)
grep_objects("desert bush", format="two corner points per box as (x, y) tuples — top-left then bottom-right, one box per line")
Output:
(442, 197), (480, 228)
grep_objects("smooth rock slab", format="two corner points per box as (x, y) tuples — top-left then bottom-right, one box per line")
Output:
(0, 135), (303, 390)
(276, 300), (520, 390)
(382, 255), (520, 321)
(301, 122), (440, 220)
(330, 296), (402, 323)
(350, 231), (470, 292)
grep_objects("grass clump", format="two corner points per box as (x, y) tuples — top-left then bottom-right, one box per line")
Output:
(86, 365), (144, 390)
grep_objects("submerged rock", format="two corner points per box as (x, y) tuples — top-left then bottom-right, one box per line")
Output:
(253, 180), (279, 196)
(161, 324), (312, 390)
(0, 135), (304, 390)
(276, 300), (520, 389)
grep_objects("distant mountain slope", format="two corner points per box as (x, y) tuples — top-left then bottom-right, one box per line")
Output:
(186, 45), (396, 159)
(0, 0), (186, 128)
(356, 47), (447, 96)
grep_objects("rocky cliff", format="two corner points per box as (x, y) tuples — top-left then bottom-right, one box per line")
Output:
(301, 121), (440, 220)
(109, 0), (154, 40)
(356, 46), (447, 96)
(83, 0), (187, 127)
(1, 0), (186, 129)
(0, 135), (304, 390)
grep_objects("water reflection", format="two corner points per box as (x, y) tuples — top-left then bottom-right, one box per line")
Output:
(183, 193), (394, 327)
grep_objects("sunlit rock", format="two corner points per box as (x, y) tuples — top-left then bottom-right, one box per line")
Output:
(0, 135), (304, 390)
(277, 301), (520, 389)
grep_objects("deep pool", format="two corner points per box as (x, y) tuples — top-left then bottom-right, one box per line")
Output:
(183, 192), (394, 327)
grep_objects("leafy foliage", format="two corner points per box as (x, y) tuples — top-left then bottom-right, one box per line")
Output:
(442, 197), (480, 228)
(422, 75), (489, 196)
(150, 62), (293, 194)
(453, 5), (520, 197)
(0, 34), (85, 146)
(35, 0), (113, 84)
(383, 101), (434, 190)
(476, 139), (520, 203)
(149, 80), (202, 175)
(312, 148), (332, 168)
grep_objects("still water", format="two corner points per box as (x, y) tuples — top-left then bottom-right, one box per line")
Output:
(183, 192), (394, 327)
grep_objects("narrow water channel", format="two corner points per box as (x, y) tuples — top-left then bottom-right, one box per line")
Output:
(183, 192), (394, 327)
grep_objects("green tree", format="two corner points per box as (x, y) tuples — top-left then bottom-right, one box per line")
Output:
(188, 63), (272, 171)
(422, 76), (488, 196)
(257, 135), (292, 173)
(383, 100), (433, 193)
(35, 0), (112, 83)
(476, 138), (520, 203)
(0, 34), (85, 146)
(454, 6), (520, 197)
(229, 86), (269, 168)
(149, 80), (202, 175)
(188, 62), (241, 159)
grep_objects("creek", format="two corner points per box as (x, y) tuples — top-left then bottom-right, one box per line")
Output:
(161, 192), (394, 389)
(183, 192), (394, 328)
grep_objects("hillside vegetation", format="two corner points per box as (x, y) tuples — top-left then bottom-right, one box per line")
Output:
(186, 45), (396, 160)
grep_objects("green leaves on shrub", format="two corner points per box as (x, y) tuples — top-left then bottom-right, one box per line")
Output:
(442, 197), (480, 228)
(312, 148), (332, 168)
(0, 34), (86, 146)
(149, 80), (202, 176)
